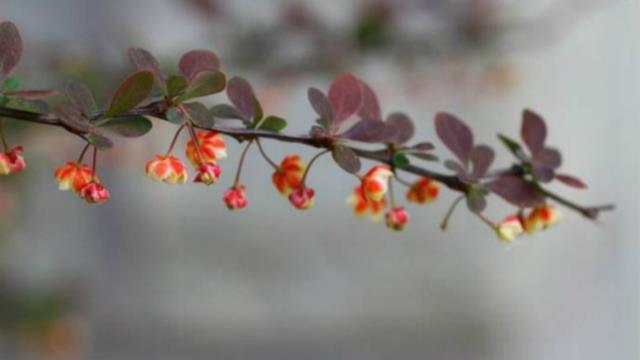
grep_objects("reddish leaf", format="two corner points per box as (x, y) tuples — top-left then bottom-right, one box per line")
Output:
(226, 77), (255, 120)
(65, 81), (95, 116)
(357, 80), (381, 120)
(522, 109), (547, 156)
(385, 112), (414, 144)
(435, 112), (473, 165)
(4, 90), (57, 100)
(412, 142), (435, 151)
(532, 166), (555, 183)
(128, 48), (166, 91)
(308, 87), (334, 124)
(54, 103), (91, 132)
(0, 22), (22, 81)
(332, 144), (361, 174)
(327, 72), (363, 125)
(470, 145), (494, 178)
(178, 49), (221, 80)
(485, 176), (545, 208)
(106, 70), (154, 117)
(341, 119), (386, 143)
(555, 174), (588, 189)
(534, 148), (562, 169)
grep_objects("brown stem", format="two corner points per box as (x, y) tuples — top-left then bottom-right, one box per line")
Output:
(91, 146), (98, 179)
(301, 149), (330, 186)
(440, 195), (465, 231)
(165, 123), (186, 156)
(0, 118), (9, 152)
(76, 142), (91, 163)
(255, 139), (278, 170)
(233, 141), (253, 187)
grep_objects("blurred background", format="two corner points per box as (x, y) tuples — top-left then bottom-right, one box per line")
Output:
(0, 0), (638, 359)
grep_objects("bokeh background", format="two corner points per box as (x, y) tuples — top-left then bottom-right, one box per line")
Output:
(0, 0), (638, 359)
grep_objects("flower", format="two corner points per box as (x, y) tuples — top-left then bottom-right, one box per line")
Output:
(194, 162), (221, 185)
(496, 215), (524, 242)
(385, 207), (409, 231)
(406, 177), (439, 204)
(288, 187), (315, 210)
(272, 155), (306, 196)
(346, 186), (387, 221)
(185, 130), (227, 166)
(524, 205), (562, 233)
(0, 146), (26, 175)
(54, 161), (95, 192)
(361, 165), (393, 202)
(145, 155), (188, 184)
(79, 181), (110, 205)
(224, 185), (248, 210)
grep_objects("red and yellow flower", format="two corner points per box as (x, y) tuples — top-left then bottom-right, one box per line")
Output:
(79, 181), (110, 205)
(496, 215), (525, 242)
(194, 162), (221, 185)
(385, 207), (409, 231)
(224, 185), (248, 210)
(524, 205), (561, 233)
(0, 146), (26, 175)
(288, 187), (315, 210)
(54, 161), (95, 192)
(185, 130), (227, 166)
(406, 177), (439, 204)
(145, 155), (188, 184)
(272, 155), (306, 196)
(346, 186), (387, 221)
(361, 165), (393, 202)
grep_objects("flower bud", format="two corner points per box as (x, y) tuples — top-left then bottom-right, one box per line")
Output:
(361, 165), (393, 202)
(79, 181), (110, 205)
(496, 215), (524, 242)
(385, 207), (409, 231)
(145, 155), (188, 184)
(524, 205), (562, 233)
(272, 155), (306, 196)
(223, 185), (248, 210)
(54, 161), (95, 192)
(406, 177), (439, 204)
(194, 162), (221, 185)
(0, 146), (26, 175)
(185, 130), (227, 166)
(288, 187), (315, 210)
(346, 186), (387, 221)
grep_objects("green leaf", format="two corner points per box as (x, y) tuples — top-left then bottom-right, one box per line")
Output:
(183, 102), (214, 128)
(97, 116), (152, 138)
(3, 77), (19, 90)
(257, 116), (287, 132)
(176, 70), (226, 102)
(465, 188), (487, 213)
(107, 70), (154, 117)
(166, 107), (183, 125)
(0, 95), (8, 107)
(498, 133), (527, 161)
(392, 152), (410, 169)
(166, 75), (189, 99)
(86, 132), (113, 149)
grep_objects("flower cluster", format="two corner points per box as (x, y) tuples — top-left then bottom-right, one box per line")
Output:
(271, 155), (316, 210)
(495, 205), (562, 242)
(0, 146), (26, 175)
(54, 161), (110, 205)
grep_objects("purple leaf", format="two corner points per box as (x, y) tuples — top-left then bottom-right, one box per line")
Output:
(128, 48), (166, 91)
(532, 166), (555, 183)
(435, 112), (473, 165)
(4, 90), (57, 100)
(357, 80), (381, 120)
(54, 103), (91, 132)
(332, 144), (361, 174)
(412, 142), (435, 151)
(555, 173), (588, 189)
(226, 77), (255, 120)
(178, 49), (221, 80)
(307, 87), (334, 123)
(385, 112), (414, 145)
(522, 109), (547, 156)
(470, 145), (495, 179)
(327, 72), (363, 125)
(340, 119), (386, 143)
(534, 148), (562, 169)
(0, 22), (22, 81)
(65, 81), (95, 116)
(485, 176), (545, 208)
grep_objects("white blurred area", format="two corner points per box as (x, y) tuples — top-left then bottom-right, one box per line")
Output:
(0, 0), (638, 359)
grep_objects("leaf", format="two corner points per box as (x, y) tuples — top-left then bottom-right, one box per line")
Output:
(307, 87), (334, 125)
(485, 176), (545, 208)
(555, 173), (587, 189)
(4, 89), (57, 100)
(466, 190), (487, 213)
(3, 77), (19, 90)
(86, 132), (113, 149)
(532, 166), (555, 183)
(498, 134), (528, 161)
(332, 144), (361, 174)
(534, 148), (562, 169)
(128, 48), (166, 92)
(176, 70), (226, 102)
(107, 70), (154, 117)
(166, 75), (189, 98)
(357, 80), (381, 120)
(385, 112), (414, 144)
(521, 109), (547, 156)
(252, 95), (263, 123)
(210, 104), (245, 121)
(257, 116), (287, 132)
(469, 145), (494, 179)
(65, 81), (95, 116)
(0, 22), (22, 81)
(54, 103), (91, 132)
(407, 152), (439, 162)
(226, 76), (255, 120)
(97, 116), (152, 138)
(166, 107), (184, 125)
(340, 119), (386, 143)
(392, 153), (411, 169)
(178, 49), (220, 80)
(412, 142), (435, 152)
(327, 72), (363, 125)
(435, 112), (473, 165)
(309, 125), (328, 138)
(183, 102), (214, 128)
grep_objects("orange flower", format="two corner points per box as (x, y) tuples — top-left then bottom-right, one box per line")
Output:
(54, 161), (95, 192)
(346, 186), (387, 221)
(406, 177), (439, 204)
(361, 165), (393, 202)
(496, 215), (525, 242)
(0, 146), (26, 175)
(223, 185), (248, 210)
(288, 187), (315, 210)
(524, 205), (561, 233)
(79, 181), (110, 205)
(145, 155), (188, 184)
(272, 155), (306, 195)
(385, 207), (409, 231)
(194, 162), (221, 185)
(185, 130), (227, 166)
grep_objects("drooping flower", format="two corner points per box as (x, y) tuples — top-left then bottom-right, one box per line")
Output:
(145, 155), (188, 184)
(0, 146), (26, 175)
(361, 165), (393, 202)
(224, 185), (248, 210)
(496, 215), (525, 242)
(79, 181), (110, 205)
(272, 155), (306, 196)
(406, 177), (439, 204)
(346, 186), (388, 221)
(385, 207), (409, 231)
(54, 161), (95, 192)
(288, 187), (315, 210)
(185, 130), (227, 166)
(194, 162), (221, 185)
(524, 205), (562, 233)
